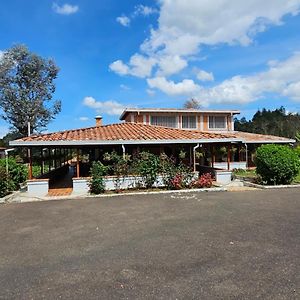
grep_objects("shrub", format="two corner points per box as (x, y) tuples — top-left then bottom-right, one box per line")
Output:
(89, 161), (109, 194)
(294, 146), (300, 159)
(159, 154), (194, 189)
(255, 144), (300, 185)
(191, 173), (213, 188)
(170, 173), (183, 189)
(132, 152), (160, 188)
(103, 151), (131, 191)
(0, 158), (27, 196)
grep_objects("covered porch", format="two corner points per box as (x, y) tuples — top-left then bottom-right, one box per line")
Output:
(9, 122), (294, 196)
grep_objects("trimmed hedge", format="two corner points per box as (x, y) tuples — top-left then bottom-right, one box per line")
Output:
(255, 144), (300, 185)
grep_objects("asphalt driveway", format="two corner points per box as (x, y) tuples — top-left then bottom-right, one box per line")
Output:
(0, 189), (299, 299)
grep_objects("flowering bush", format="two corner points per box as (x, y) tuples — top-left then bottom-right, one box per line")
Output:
(170, 173), (183, 189)
(191, 173), (213, 188)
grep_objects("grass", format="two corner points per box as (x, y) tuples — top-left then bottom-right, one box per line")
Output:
(233, 169), (257, 178)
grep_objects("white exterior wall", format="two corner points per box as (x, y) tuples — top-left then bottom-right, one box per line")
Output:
(214, 161), (247, 170)
(27, 179), (49, 196)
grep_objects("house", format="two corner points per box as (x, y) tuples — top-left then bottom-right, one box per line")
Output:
(9, 108), (295, 196)
(120, 108), (240, 132)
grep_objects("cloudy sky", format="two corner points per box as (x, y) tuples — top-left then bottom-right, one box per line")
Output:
(1, 0), (300, 136)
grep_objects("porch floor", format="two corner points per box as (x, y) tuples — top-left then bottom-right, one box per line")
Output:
(48, 169), (73, 197)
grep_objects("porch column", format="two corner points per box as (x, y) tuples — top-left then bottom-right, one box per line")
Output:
(227, 144), (231, 170)
(28, 148), (33, 180)
(76, 149), (80, 178)
(48, 148), (51, 171)
(54, 149), (57, 169)
(40, 148), (44, 175)
(211, 145), (215, 168)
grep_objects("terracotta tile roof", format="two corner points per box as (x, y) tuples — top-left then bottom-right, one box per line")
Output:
(12, 122), (237, 145)
(233, 131), (294, 143)
(10, 123), (294, 146)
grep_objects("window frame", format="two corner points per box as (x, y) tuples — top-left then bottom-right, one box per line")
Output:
(208, 115), (227, 130)
(150, 115), (178, 128)
(182, 115), (197, 129)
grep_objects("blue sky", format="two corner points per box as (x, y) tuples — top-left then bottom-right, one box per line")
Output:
(1, 0), (300, 136)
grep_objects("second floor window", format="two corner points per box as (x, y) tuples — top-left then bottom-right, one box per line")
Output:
(150, 116), (177, 128)
(182, 116), (197, 129)
(209, 116), (226, 129)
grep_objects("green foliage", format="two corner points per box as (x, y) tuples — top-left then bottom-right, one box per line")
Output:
(103, 151), (131, 190)
(132, 151), (160, 188)
(234, 107), (300, 139)
(159, 154), (194, 189)
(0, 166), (11, 197)
(0, 45), (61, 136)
(295, 132), (300, 143)
(0, 158), (27, 197)
(294, 146), (300, 158)
(255, 144), (300, 185)
(89, 161), (109, 194)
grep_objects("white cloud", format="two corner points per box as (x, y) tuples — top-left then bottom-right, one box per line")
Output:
(116, 15), (130, 27)
(78, 117), (89, 121)
(120, 84), (130, 90)
(110, 0), (300, 79)
(133, 5), (158, 16)
(83, 97), (125, 116)
(147, 77), (200, 96)
(143, 0), (300, 56)
(52, 3), (79, 15)
(148, 52), (300, 105)
(110, 54), (156, 78)
(146, 89), (156, 96)
(156, 55), (187, 76)
(109, 60), (129, 75)
(197, 69), (214, 82)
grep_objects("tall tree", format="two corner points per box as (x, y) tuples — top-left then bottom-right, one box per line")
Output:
(234, 106), (300, 139)
(183, 98), (201, 109)
(0, 45), (61, 136)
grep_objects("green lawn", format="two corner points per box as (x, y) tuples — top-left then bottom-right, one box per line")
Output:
(233, 169), (257, 178)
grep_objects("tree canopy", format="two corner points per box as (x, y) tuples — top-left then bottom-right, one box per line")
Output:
(183, 98), (201, 109)
(0, 45), (61, 136)
(234, 107), (300, 139)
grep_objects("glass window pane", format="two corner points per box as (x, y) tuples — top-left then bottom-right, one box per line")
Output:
(182, 116), (196, 129)
(208, 116), (226, 129)
(150, 116), (177, 128)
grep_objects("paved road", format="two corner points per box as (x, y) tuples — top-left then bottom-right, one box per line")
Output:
(0, 189), (299, 299)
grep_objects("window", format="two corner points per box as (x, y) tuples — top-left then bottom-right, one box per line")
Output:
(209, 116), (226, 129)
(150, 116), (177, 128)
(182, 116), (197, 129)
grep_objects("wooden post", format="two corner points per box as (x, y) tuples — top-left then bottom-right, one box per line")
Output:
(238, 144), (241, 162)
(76, 149), (80, 178)
(59, 148), (62, 167)
(40, 148), (44, 175)
(28, 148), (33, 180)
(227, 144), (231, 170)
(211, 145), (215, 168)
(48, 148), (51, 172)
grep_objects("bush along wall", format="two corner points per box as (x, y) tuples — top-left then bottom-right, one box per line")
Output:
(255, 144), (300, 185)
(0, 158), (27, 198)
(88, 151), (213, 194)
